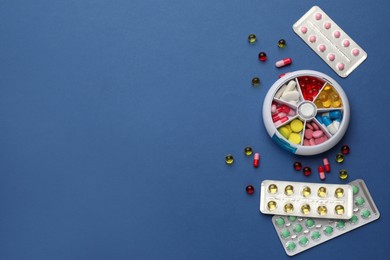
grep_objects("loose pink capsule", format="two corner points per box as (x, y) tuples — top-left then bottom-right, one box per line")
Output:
(275, 58), (292, 68)
(253, 153), (260, 168)
(323, 158), (331, 172)
(318, 165), (325, 180)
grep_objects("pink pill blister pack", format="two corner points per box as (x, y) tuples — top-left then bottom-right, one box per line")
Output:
(293, 6), (367, 78)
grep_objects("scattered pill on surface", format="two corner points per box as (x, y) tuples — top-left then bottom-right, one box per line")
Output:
(225, 154), (234, 165)
(278, 39), (286, 48)
(251, 77), (260, 86)
(303, 166), (312, 176)
(341, 145), (350, 154)
(246, 185), (255, 195)
(336, 153), (344, 163)
(339, 169), (348, 180)
(323, 158), (331, 172)
(258, 52), (267, 61)
(294, 162), (302, 171)
(275, 58), (292, 68)
(248, 34), (256, 44)
(253, 153), (260, 168)
(244, 146), (253, 156)
(318, 165), (325, 180)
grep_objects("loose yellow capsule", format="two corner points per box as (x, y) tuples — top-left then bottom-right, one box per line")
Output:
(317, 206), (328, 215)
(301, 204), (311, 215)
(267, 201), (277, 211)
(318, 187), (327, 198)
(285, 185), (294, 196)
(335, 205), (345, 215)
(268, 184), (278, 194)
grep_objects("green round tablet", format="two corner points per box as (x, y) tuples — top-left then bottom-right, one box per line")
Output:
(281, 229), (291, 239)
(349, 215), (359, 224)
(299, 236), (309, 246)
(336, 220), (346, 230)
(324, 226), (334, 235)
(286, 241), (296, 251)
(288, 216), (297, 222)
(306, 218), (315, 228)
(293, 224), (303, 234)
(355, 197), (365, 206)
(352, 185), (359, 195)
(275, 217), (285, 227)
(361, 209), (371, 219)
(311, 231), (321, 240)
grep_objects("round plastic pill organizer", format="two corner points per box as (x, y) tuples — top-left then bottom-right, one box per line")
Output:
(263, 70), (350, 155)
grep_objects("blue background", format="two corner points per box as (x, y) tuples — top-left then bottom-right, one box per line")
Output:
(0, 0), (389, 259)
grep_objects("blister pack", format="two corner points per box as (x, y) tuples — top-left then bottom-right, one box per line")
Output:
(260, 180), (353, 219)
(271, 179), (380, 256)
(293, 6), (367, 78)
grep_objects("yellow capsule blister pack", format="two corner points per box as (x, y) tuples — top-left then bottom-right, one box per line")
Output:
(260, 180), (353, 219)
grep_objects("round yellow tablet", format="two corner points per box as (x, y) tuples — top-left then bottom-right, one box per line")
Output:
(290, 119), (303, 132)
(278, 127), (291, 139)
(288, 133), (301, 144)
(285, 124), (292, 133)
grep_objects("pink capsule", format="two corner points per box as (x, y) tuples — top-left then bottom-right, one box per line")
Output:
(318, 165), (326, 180)
(272, 112), (287, 122)
(253, 153), (260, 168)
(274, 116), (289, 126)
(277, 105), (291, 114)
(271, 104), (277, 113)
(323, 158), (331, 172)
(275, 58), (292, 68)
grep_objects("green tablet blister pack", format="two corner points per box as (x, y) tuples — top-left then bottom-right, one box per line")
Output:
(271, 179), (380, 256)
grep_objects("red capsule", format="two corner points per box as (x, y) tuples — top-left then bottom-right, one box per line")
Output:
(303, 166), (312, 176)
(318, 165), (325, 180)
(294, 162), (302, 171)
(323, 158), (331, 172)
(246, 185), (255, 195)
(278, 72), (291, 78)
(253, 153), (260, 168)
(275, 57), (292, 68)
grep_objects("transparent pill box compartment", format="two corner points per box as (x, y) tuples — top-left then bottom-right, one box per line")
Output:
(262, 70), (350, 155)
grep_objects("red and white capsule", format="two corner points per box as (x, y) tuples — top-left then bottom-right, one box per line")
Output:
(318, 165), (325, 180)
(253, 153), (260, 168)
(323, 158), (331, 172)
(275, 58), (292, 68)
(272, 112), (287, 122)
(274, 116), (289, 126)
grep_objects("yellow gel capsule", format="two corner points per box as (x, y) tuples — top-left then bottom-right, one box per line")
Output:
(278, 127), (291, 139)
(317, 206), (328, 215)
(288, 133), (301, 144)
(285, 185), (294, 195)
(318, 187), (327, 198)
(301, 204), (311, 214)
(318, 92), (329, 102)
(335, 205), (345, 215)
(302, 186), (311, 197)
(268, 201), (277, 211)
(290, 119), (304, 132)
(284, 203), (294, 213)
(268, 184), (278, 194)
(335, 188), (344, 198)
